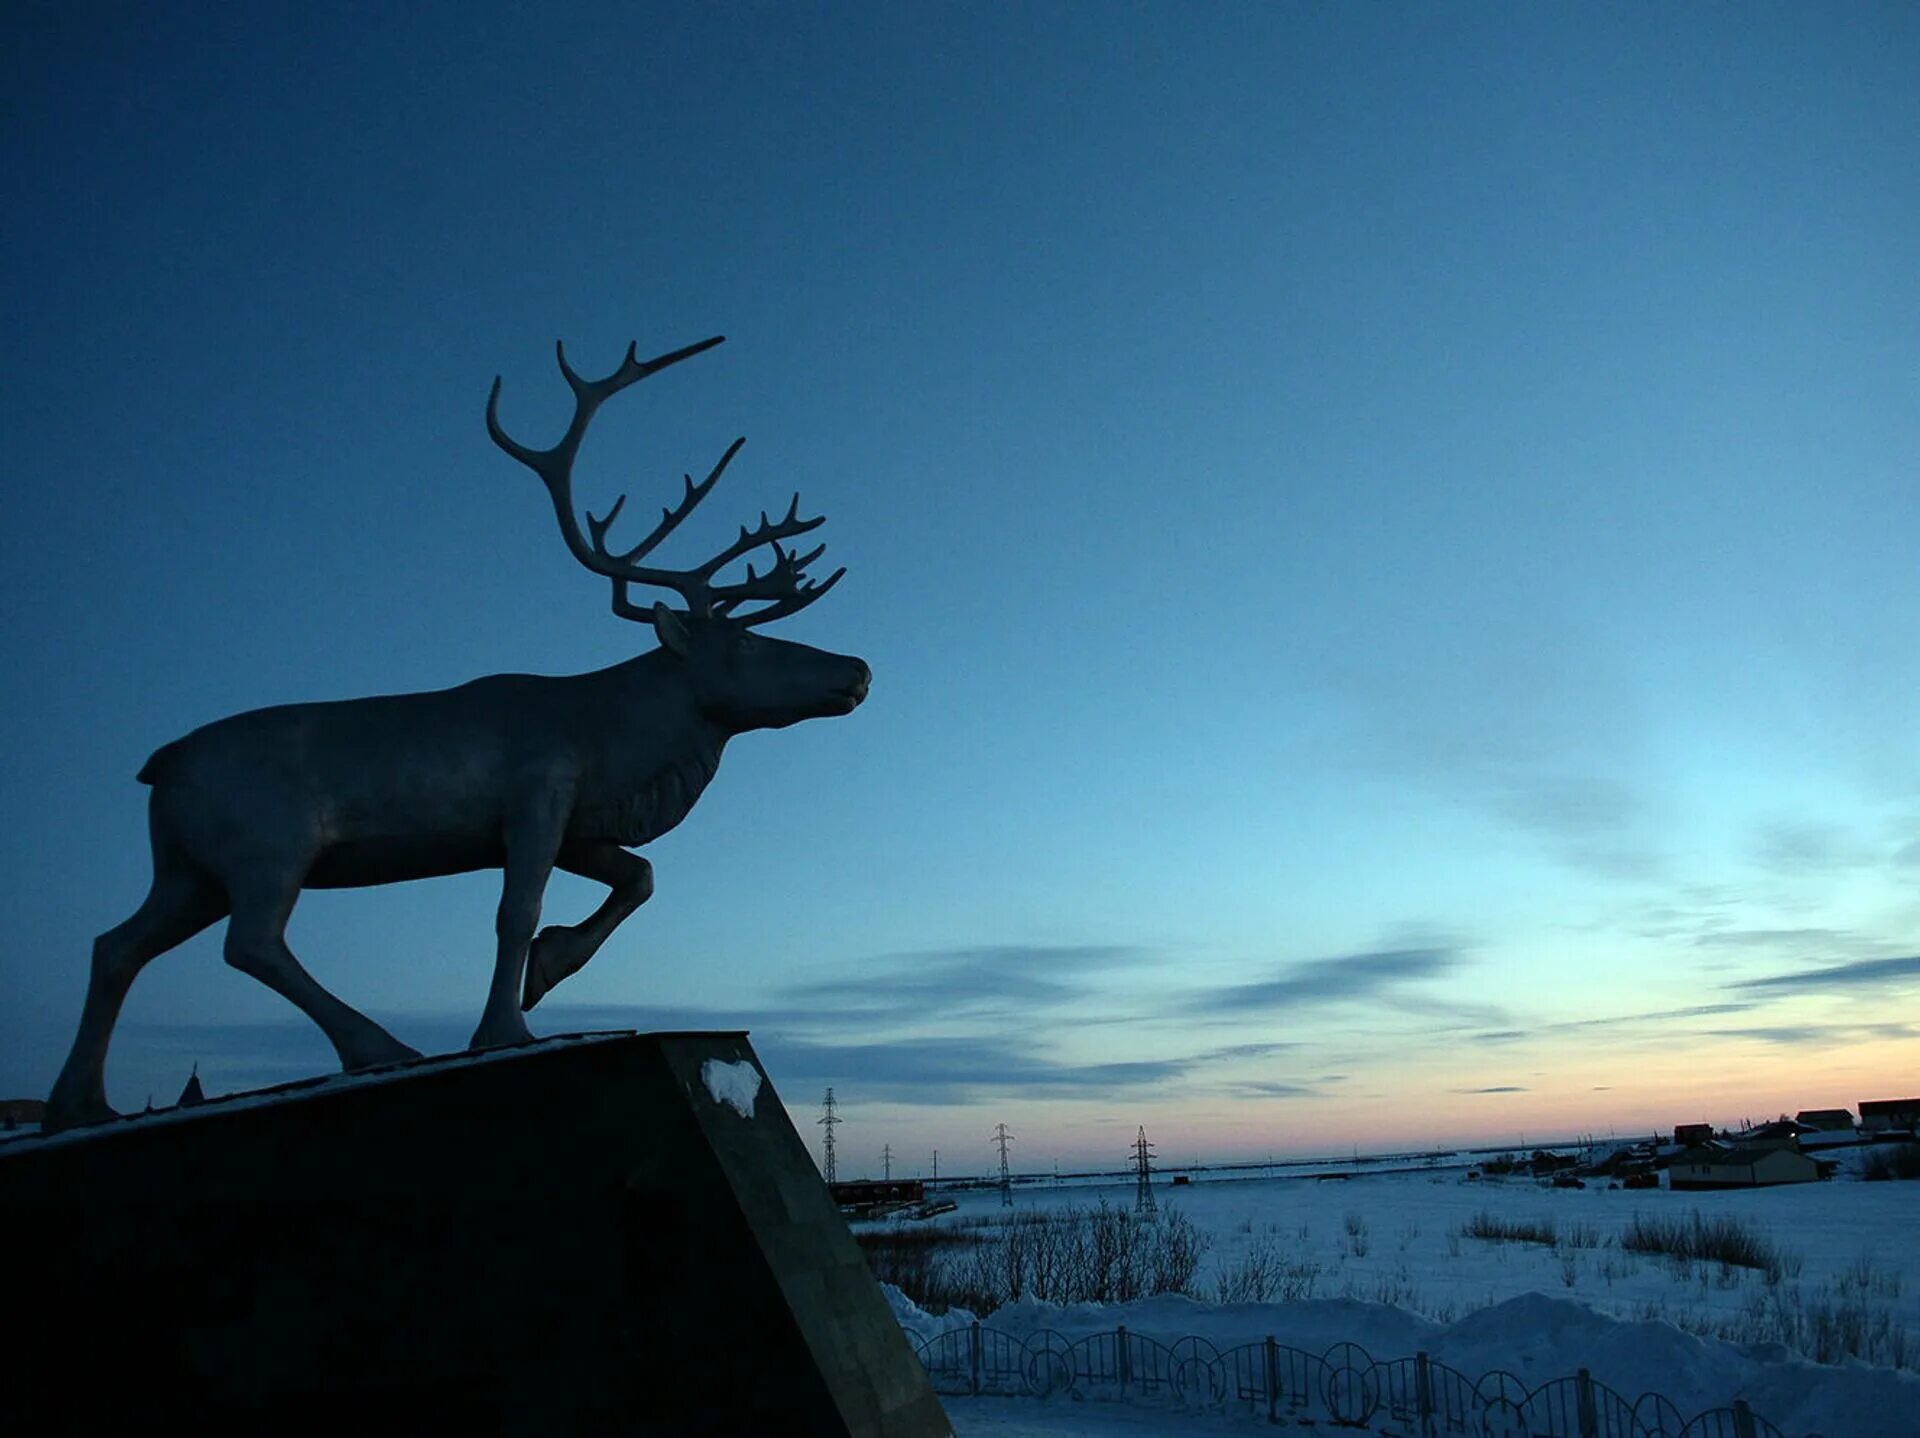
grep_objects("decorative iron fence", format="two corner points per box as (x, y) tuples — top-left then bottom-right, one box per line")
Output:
(910, 1321), (1827, 1437)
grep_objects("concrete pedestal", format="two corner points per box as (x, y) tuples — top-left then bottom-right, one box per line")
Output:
(0, 1032), (950, 1436)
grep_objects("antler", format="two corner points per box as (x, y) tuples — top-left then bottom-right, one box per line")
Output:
(486, 336), (843, 625)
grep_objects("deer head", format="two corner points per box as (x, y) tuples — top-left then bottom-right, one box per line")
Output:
(486, 337), (870, 733)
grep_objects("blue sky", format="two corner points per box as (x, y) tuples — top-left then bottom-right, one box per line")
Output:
(4, 4), (1916, 1172)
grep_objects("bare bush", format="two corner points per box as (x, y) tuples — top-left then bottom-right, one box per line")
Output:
(1343, 1210), (1371, 1257)
(1559, 1220), (1603, 1250)
(1692, 1264), (1917, 1371)
(1461, 1210), (1558, 1246)
(1860, 1143), (1920, 1181)
(1213, 1234), (1322, 1303)
(858, 1201), (1211, 1316)
(1620, 1210), (1793, 1281)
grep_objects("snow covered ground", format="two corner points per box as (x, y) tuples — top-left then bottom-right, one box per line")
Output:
(886, 1149), (1919, 1436)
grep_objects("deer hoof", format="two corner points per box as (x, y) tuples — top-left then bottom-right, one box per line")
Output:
(341, 1034), (422, 1071)
(469, 1011), (534, 1050)
(42, 1095), (119, 1135)
(522, 926), (590, 1012)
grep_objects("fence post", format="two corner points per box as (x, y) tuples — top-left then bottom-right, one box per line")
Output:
(1732, 1400), (1758, 1438)
(1415, 1351), (1434, 1436)
(1265, 1336), (1279, 1423)
(969, 1320), (981, 1396)
(1116, 1324), (1129, 1393)
(1576, 1368), (1598, 1438)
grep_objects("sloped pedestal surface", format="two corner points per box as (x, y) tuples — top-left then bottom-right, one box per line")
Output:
(0, 1032), (950, 1436)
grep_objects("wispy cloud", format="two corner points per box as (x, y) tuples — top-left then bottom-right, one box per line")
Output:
(1545, 1003), (1757, 1032)
(1693, 928), (1852, 951)
(1455, 1085), (1527, 1094)
(780, 943), (1149, 1023)
(752, 1034), (1197, 1104)
(1326, 642), (1666, 883)
(1181, 948), (1459, 1015)
(1748, 820), (1872, 878)
(1726, 955), (1920, 997)
(1199, 1041), (1303, 1062)
(1705, 1022), (1919, 1048)
(1218, 1080), (1325, 1099)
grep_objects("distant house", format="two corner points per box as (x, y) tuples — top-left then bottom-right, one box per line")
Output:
(1669, 1141), (1822, 1190)
(1796, 1108), (1855, 1132)
(1858, 1099), (1920, 1138)
(1674, 1122), (1715, 1148)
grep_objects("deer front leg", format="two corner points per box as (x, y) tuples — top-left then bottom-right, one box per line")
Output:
(471, 787), (572, 1050)
(522, 843), (654, 1012)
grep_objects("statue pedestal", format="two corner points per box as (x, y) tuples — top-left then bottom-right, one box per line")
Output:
(0, 1032), (950, 1436)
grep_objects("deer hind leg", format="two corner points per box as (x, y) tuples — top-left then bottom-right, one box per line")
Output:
(223, 872), (420, 1072)
(522, 843), (654, 1012)
(43, 866), (229, 1133)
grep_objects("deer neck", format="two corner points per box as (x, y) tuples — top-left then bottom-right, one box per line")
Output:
(569, 656), (729, 848)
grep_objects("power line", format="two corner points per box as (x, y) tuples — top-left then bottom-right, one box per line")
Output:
(817, 1088), (840, 1184)
(992, 1123), (1016, 1207)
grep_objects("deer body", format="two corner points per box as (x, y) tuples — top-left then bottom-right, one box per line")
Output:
(143, 657), (730, 887)
(44, 335), (869, 1133)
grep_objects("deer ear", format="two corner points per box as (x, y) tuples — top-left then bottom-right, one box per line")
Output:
(653, 603), (691, 657)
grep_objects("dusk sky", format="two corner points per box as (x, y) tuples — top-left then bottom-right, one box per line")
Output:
(5, 5), (1916, 1174)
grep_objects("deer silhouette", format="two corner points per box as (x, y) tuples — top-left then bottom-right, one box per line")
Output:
(44, 336), (869, 1133)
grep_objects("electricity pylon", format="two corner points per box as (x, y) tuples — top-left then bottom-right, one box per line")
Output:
(992, 1123), (1016, 1207)
(817, 1087), (840, 1184)
(1133, 1125), (1156, 1215)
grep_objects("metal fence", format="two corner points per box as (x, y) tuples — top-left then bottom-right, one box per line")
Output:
(910, 1321), (1826, 1438)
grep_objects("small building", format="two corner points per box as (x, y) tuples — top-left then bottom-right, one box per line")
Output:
(829, 1178), (925, 1217)
(1674, 1122), (1714, 1148)
(1858, 1099), (1920, 1138)
(1669, 1141), (1822, 1191)
(1796, 1108), (1855, 1132)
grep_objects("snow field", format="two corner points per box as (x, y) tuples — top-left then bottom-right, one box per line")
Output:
(888, 1155), (1919, 1436)
(927, 1158), (1918, 1347)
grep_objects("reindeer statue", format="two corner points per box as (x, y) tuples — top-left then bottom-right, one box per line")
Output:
(43, 335), (870, 1133)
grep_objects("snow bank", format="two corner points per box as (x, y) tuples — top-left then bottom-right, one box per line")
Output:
(892, 1286), (1920, 1436)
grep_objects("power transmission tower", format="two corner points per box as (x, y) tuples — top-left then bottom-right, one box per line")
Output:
(817, 1088), (840, 1184)
(1132, 1125), (1156, 1215)
(992, 1123), (1016, 1207)
(882, 1143), (893, 1181)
